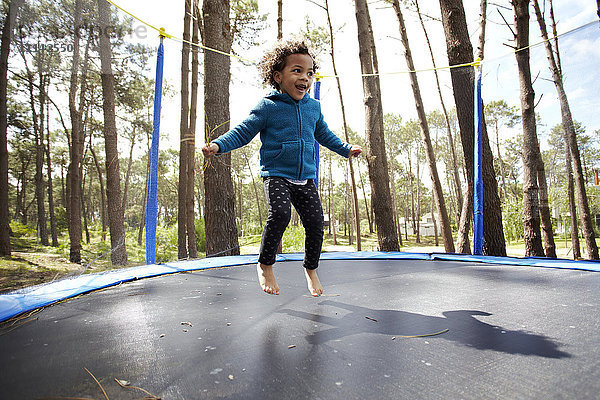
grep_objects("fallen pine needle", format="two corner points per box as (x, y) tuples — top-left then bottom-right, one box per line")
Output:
(392, 328), (449, 339)
(114, 378), (160, 399)
(84, 368), (109, 400)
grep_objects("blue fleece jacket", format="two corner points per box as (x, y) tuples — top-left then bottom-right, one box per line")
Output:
(212, 91), (352, 180)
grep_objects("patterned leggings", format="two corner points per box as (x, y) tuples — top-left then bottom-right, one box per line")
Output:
(258, 177), (324, 270)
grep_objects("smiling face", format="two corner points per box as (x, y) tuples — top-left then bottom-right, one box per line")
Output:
(273, 53), (314, 101)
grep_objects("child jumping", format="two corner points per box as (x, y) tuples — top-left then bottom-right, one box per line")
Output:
(202, 39), (362, 297)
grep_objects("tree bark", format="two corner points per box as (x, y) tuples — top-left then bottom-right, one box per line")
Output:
(26, 54), (49, 246)
(97, 0), (128, 265)
(33, 54), (49, 246)
(439, 0), (506, 256)
(44, 109), (58, 246)
(67, 0), (86, 263)
(512, 0), (545, 257)
(328, 153), (337, 244)
(178, 0), (192, 259)
(203, 0), (240, 257)
(537, 160), (556, 257)
(415, 0), (462, 221)
(277, 0), (283, 40)
(391, 0), (454, 252)
(565, 141), (581, 259)
(0, 0), (24, 256)
(186, 0), (200, 259)
(354, 0), (399, 251)
(89, 139), (107, 242)
(121, 129), (135, 213)
(532, 0), (598, 259)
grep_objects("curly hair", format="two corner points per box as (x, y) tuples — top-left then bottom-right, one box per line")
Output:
(259, 39), (319, 90)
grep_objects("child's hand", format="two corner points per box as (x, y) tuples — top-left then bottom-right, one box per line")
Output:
(349, 145), (362, 157)
(202, 142), (219, 157)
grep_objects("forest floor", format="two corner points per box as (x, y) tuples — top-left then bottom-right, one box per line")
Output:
(0, 233), (597, 294)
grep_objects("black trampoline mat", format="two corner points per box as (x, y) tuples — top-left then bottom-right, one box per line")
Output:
(1, 259), (599, 399)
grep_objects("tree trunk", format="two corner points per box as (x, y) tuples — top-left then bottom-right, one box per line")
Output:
(532, 0), (598, 259)
(203, 0), (240, 257)
(408, 152), (416, 236)
(537, 162), (556, 257)
(45, 99), (58, 246)
(476, 0), (487, 60)
(439, 0), (506, 256)
(97, 0), (128, 265)
(178, 0), (192, 259)
(415, 0), (462, 220)
(388, 158), (402, 246)
(354, 0), (399, 251)
(18, 40), (49, 246)
(277, 0), (283, 40)
(82, 170), (90, 244)
(432, 200), (439, 247)
(416, 148), (421, 243)
(67, 0), (86, 263)
(89, 140), (107, 241)
(30, 55), (49, 246)
(121, 129), (135, 213)
(186, 0), (200, 259)
(328, 153), (337, 244)
(456, 185), (473, 253)
(324, 0), (361, 250)
(565, 141), (581, 259)
(391, 0), (454, 252)
(493, 119), (508, 203)
(138, 148), (149, 247)
(0, 0), (24, 255)
(513, 0), (545, 257)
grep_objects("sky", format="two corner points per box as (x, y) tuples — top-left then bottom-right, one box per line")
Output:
(118, 0), (600, 153)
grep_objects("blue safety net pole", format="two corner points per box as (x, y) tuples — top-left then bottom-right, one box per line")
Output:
(145, 34), (165, 264)
(473, 58), (483, 255)
(313, 78), (321, 190)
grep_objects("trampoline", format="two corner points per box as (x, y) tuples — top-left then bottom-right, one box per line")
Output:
(1, 252), (600, 399)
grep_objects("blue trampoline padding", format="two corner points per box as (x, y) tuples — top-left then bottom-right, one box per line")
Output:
(1, 251), (598, 322)
(431, 253), (600, 272)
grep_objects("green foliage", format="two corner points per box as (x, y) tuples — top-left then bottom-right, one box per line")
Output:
(195, 218), (206, 254)
(9, 221), (36, 238)
(155, 224), (178, 263)
(282, 225), (306, 253)
(502, 197), (524, 244)
(54, 206), (69, 233)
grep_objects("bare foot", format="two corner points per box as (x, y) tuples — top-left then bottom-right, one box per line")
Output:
(257, 263), (280, 295)
(304, 268), (323, 297)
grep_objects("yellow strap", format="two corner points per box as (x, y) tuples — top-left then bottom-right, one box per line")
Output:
(105, 0), (256, 64)
(104, 1), (598, 81)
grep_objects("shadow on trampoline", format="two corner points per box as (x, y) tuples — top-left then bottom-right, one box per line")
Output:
(278, 300), (571, 359)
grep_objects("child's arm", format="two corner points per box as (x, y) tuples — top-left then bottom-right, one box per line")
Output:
(314, 113), (359, 158)
(210, 100), (268, 155)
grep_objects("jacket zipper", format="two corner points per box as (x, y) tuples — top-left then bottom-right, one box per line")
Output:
(297, 102), (303, 179)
